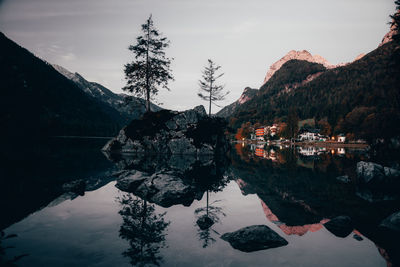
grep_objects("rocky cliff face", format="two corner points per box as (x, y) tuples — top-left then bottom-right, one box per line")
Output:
(379, 24), (397, 47)
(216, 87), (258, 118)
(52, 64), (161, 120)
(263, 50), (333, 84)
(103, 105), (229, 155)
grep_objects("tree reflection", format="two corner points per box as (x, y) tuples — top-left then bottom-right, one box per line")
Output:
(194, 190), (226, 248)
(118, 194), (170, 266)
(0, 231), (28, 266)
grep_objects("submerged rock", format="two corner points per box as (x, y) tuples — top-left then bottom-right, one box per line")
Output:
(356, 161), (400, 184)
(115, 169), (201, 208)
(353, 234), (363, 241)
(115, 170), (150, 192)
(221, 225), (288, 252)
(336, 175), (350, 183)
(357, 161), (385, 183)
(196, 215), (214, 230)
(355, 187), (398, 202)
(323, 216), (353, 238)
(380, 211), (400, 233)
(102, 105), (229, 155)
(384, 167), (400, 178)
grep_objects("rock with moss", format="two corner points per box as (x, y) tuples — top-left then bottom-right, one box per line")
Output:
(102, 105), (229, 155)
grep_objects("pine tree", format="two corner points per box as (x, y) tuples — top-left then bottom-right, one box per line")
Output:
(123, 15), (173, 112)
(390, 0), (400, 65)
(198, 59), (229, 116)
(391, 0), (400, 43)
(286, 108), (299, 139)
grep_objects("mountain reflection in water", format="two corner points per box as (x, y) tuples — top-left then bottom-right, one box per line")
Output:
(0, 139), (399, 267)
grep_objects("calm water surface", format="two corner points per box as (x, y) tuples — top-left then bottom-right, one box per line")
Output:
(0, 139), (398, 267)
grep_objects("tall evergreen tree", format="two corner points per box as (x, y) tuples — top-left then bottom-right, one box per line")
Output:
(286, 108), (299, 139)
(391, 0), (400, 43)
(198, 59), (229, 116)
(391, 0), (400, 64)
(123, 15), (173, 112)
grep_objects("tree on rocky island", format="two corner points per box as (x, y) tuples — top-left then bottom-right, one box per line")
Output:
(123, 15), (173, 112)
(198, 59), (229, 116)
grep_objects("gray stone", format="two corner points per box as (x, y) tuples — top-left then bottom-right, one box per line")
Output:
(198, 144), (214, 155)
(197, 215), (214, 230)
(168, 154), (197, 171)
(132, 140), (145, 153)
(102, 139), (120, 151)
(116, 128), (128, 143)
(355, 187), (397, 202)
(384, 167), (400, 178)
(168, 137), (197, 154)
(356, 161), (384, 183)
(116, 169), (199, 208)
(115, 171), (150, 192)
(148, 172), (196, 207)
(193, 105), (207, 116)
(336, 175), (350, 183)
(121, 139), (135, 152)
(103, 105), (227, 155)
(183, 107), (204, 124)
(380, 211), (400, 233)
(174, 113), (188, 130)
(323, 216), (353, 238)
(221, 225), (288, 252)
(165, 119), (178, 130)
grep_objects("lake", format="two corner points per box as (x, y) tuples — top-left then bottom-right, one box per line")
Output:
(0, 139), (399, 266)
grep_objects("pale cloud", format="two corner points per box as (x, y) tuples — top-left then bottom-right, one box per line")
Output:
(60, 52), (77, 62)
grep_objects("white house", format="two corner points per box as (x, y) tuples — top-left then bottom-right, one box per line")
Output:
(338, 134), (346, 143)
(299, 131), (319, 141)
(298, 146), (326, 156)
(299, 130), (328, 142)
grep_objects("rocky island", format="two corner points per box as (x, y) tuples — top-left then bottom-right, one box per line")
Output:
(102, 105), (229, 155)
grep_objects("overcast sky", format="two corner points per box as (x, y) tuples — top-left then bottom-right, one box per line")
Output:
(0, 0), (396, 112)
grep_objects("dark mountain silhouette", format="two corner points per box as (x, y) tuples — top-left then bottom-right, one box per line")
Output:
(0, 32), (125, 138)
(52, 64), (161, 121)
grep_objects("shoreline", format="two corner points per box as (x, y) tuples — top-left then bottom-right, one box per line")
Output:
(293, 142), (369, 149)
(234, 140), (369, 149)
(52, 136), (114, 139)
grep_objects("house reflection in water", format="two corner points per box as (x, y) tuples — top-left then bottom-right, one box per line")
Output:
(254, 146), (277, 162)
(298, 146), (327, 157)
(330, 148), (346, 155)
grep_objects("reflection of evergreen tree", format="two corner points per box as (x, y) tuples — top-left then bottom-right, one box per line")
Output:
(197, 226), (219, 249)
(194, 191), (226, 248)
(0, 231), (28, 266)
(118, 194), (170, 266)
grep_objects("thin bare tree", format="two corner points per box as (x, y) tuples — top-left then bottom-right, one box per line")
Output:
(198, 59), (229, 116)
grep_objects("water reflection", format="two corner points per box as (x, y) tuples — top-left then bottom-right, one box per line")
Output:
(0, 139), (399, 267)
(0, 231), (28, 266)
(0, 138), (116, 230)
(118, 194), (169, 266)
(105, 151), (230, 208)
(194, 191), (226, 248)
(231, 143), (400, 266)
